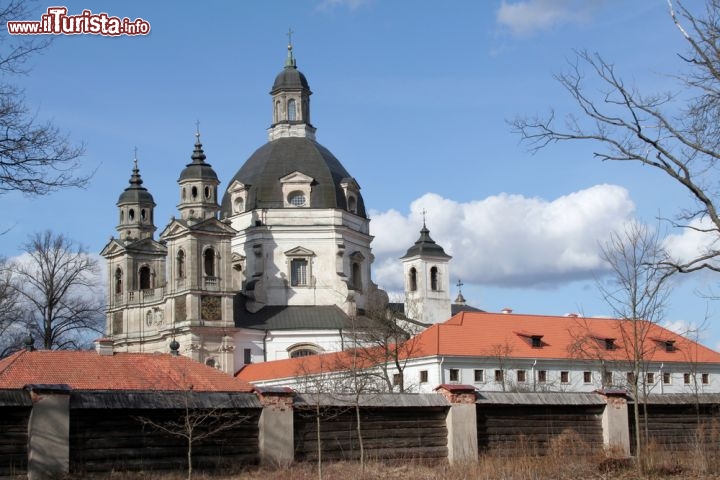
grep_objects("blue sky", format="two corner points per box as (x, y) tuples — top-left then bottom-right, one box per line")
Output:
(3, 0), (720, 348)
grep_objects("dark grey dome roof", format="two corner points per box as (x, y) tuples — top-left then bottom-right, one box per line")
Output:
(117, 165), (155, 206)
(178, 136), (218, 182)
(271, 66), (310, 93)
(221, 137), (366, 217)
(401, 225), (451, 259)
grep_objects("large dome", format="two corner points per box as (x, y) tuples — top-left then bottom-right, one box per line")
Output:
(220, 137), (366, 218)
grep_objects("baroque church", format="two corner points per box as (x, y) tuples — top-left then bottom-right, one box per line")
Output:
(101, 44), (463, 375)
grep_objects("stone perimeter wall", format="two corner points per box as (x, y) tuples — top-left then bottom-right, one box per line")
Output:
(1, 387), (719, 479)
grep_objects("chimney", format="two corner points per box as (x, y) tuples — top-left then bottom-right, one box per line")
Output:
(95, 338), (114, 356)
(565, 313), (579, 318)
(501, 307), (512, 314)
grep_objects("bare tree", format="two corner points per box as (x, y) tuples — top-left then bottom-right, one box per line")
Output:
(349, 298), (423, 393)
(0, 257), (22, 357)
(485, 341), (514, 392)
(0, 0), (87, 196)
(512, 1), (720, 274)
(596, 223), (672, 471)
(9, 231), (103, 350)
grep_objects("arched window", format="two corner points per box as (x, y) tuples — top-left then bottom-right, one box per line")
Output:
(182, 187), (186, 200)
(288, 99), (296, 121)
(204, 248), (215, 277)
(288, 343), (321, 358)
(430, 266), (439, 291)
(120, 210), (124, 223)
(177, 250), (185, 278)
(205, 358), (216, 368)
(348, 196), (357, 214)
(139, 265), (151, 290)
(140, 209), (147, 222)
(191, 186), (198, 199)
(234, 197), (244, 213)
(352, 262), (362, 291)
(204, 186), (211, 200)
(129, 208), (135, 221)
(409, 267), (417, 292)
(114, 267), (123, 295)
(275, 100), (281, 122)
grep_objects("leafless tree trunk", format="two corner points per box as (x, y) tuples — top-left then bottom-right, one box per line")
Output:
(512, 1), (720, 275)
(597, 223), (672, 471)
(8, 231), (103, 350)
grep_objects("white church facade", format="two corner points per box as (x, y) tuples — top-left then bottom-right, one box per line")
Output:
(101, 44), (459, 375)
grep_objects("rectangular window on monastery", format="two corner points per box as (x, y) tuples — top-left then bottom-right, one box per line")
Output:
(243, 348), (251, 365)
(419, 370), (428, 383)
(538, 370), (547, 383)
(702, 373), (709, 385)
(603, 371), (613, 386)
(393, 373), (402, 386)
(583, 371), (592, 383)
(663, 372), (671, 384)
(449, 368), (459, 382)
(290, 258), (308, 286)
(517, 370), (526, 383)
(474, 369), (484, 382)
(626, 372), (636, 384)
(560, 371), (569, 384)
(494, 370), (504, 383)
(646, 372), (655, 384)
(684, 373), (691, 384)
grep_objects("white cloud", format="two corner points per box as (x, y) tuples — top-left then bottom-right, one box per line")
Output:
(497, 0), (601, 37)
(663, 218), (720, 268)
(370, 184), (635, 291)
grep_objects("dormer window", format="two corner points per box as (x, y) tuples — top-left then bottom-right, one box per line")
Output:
(665, 340), (676, 352)
(514, 331), (544, 348)
(605, 338), (615, 350)
(531, 336), (542, 348)
(280, 171), (313, 208)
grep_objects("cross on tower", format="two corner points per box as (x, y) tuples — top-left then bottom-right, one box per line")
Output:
(456, 279), (464, 291)
(195, 120), (201, 140)
(133, 146), (138, 169)
(287, 28), (294, 47)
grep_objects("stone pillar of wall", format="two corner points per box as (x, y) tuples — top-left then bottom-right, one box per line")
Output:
(598, 389), (630, 456)
(256, 387), (295, 465)
(26, 385), (71, 480)
(435, 384), (478, 463)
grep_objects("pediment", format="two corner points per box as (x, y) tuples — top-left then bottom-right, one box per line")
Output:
(100, 238), (127, 257)
(159, 219), (190, 239)
(125, 237), (168, 255)
(189, 217), (237, 234)
(340, 177), (361, 191)
(227, 180), (249, 194)
(280, 171), (314, 185)
(284, 246), (315, 257)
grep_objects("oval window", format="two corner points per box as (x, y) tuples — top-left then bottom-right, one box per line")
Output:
(288, 191), (306, 207)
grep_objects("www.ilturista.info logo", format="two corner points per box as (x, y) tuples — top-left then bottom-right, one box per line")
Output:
(7, 7), (150, 36)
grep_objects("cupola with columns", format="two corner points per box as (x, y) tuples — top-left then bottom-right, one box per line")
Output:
(177, 127), (220, 222)
(116, 152), (156, 242)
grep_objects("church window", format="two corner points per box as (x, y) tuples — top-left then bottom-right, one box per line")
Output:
(430, 266), (438, 291)
(129, 208), (135, 221)
(204, 248), (216, 277)
(409, 267), (417, 292)
(291, 258), (308, 286)
(288, 343), (321, 358)
(204, 186), (211, 200)
(275, 100), (281, 123)
(288, 191), (306, 207)
(352, 262), (362, 291)
(234, 197), (244, 213)
(191, 186), (198, 199)
(182, 187), (186, 200)
(140, 208), (147, 221)
(114, 267), (123, 295)
(177, 249), (185, 278)
(139, 265), (152, 290)
(288, 98), (296, 121)
(205, 358), (216, 368)
(120, 210), (124, 223)
(348, 195), (357, 214)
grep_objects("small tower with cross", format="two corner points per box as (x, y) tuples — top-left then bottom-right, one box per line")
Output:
(400, 215), (452, 324)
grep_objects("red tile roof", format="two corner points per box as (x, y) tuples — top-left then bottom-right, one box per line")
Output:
(0, 350), (254, 392)
(237, 311), (720, 382)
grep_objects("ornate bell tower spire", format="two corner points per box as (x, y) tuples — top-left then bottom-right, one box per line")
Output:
(268, 33), (316, 141)
(116, 150), (156, 241)
(177, 124), (220, 222)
